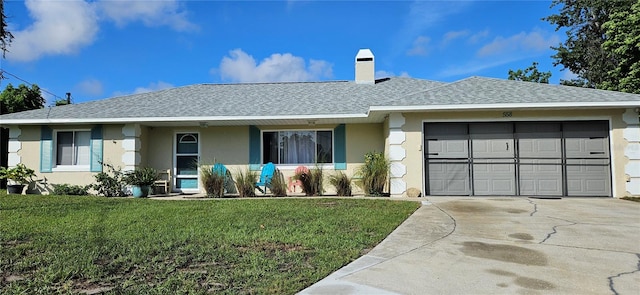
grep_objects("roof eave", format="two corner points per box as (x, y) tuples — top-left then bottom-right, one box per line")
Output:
(368, 101), (640, 113)
(0, 113), (375, 127)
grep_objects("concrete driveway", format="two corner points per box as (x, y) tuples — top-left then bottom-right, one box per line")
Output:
(300, 197), (640, 295)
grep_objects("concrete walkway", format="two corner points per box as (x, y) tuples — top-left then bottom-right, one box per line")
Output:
(299, 197), (640, 295)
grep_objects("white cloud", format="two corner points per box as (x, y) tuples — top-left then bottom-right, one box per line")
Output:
(217, 49), (333, 83)
(111, 81), (174, 97)
(7, 0), (197, 62)
(375, 70), (410, 79)
(437, 56), (522, 78)
(393, 1), (471, 56)
(442, 30), (469, 45)
(74, 78), (104, 97)
(98, 0), (197, 32)
(468, 29), (490, 44)
(132, 81), (174, 94)
(7, 0), (99, 62)
(406, 36), (431, 56)
(477, 30), (560, 57)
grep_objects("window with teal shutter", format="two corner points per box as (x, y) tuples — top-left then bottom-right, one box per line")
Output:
(333, 124), (346, 170)
(90, 125), (103, 172)
(249, 125), (261, 170)
(40, 126), (53, 173)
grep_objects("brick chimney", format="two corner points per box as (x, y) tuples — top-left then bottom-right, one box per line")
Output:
(355, 49), (374, 84)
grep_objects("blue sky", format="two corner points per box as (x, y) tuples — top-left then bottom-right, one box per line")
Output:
(1, 0), (569, 105)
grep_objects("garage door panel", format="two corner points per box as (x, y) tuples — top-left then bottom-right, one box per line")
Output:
(426, 138), (469, 158)
(471, 123), (514, 158)
(516, 122), (562, 158)
(473, 160), (516, 195)
(425, 123), (469, 159)
(566, 159), (611, 196)
(427, 161), (470, 195)
(564, 122), (610, 158)
(519, 138), (562, 158)
(519, 159), (562, 196)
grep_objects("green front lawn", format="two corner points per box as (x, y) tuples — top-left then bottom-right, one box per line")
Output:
(0, 192), (419, 294)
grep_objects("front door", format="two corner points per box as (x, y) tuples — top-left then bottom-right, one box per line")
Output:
(175, 133), (199, 193)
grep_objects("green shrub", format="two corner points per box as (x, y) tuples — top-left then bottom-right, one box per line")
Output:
(234, 167), (258, 198)
(91, 162), (127, 197)
(201, 166), (225, 198)
(269, 169), (288, 197)
(328, 171), (352, 196)
(123, 167), (158, 186)
(296, 166), (323, 196)
(52, 184), (90, 196)
(356, 152), (390, 197)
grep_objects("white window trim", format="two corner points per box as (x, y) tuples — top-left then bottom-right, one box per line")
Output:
(260, 128), (334, 167)
(52, 129), (91, 172)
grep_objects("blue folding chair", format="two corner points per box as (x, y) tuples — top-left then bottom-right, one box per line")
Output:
(255, 162), (275, 194)
(212, 163), (236, 194)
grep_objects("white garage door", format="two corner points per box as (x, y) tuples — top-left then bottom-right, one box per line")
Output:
(424, 121), (611, 197)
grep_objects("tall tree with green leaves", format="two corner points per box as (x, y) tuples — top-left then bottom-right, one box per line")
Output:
(601, 0), (640, 94)
(508, 62), (552, 83)
(0, 84), (45, 114)
(544, 0), (634, 89)
(1, 0), (13, 58)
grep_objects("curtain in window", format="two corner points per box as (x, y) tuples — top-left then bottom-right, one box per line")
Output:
(281, 131), (315, 164)
(56, 131), (90, 165)
(74, 131), (91, 165)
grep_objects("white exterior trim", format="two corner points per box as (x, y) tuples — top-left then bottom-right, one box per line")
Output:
(622, 109), (640, 196)
(370, 101), (640, 112)
(0, 113), (369, 125)
(7, 127), (21, 167)
(388, 113), (407, 196)
(122, 124), (141, 172)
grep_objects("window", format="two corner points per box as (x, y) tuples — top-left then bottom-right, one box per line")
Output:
(56, 131), (91, 166)
(262, 130), (332, 164)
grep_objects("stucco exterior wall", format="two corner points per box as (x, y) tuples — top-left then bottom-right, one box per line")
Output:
(400, 109), (631, 198)
(12, 122), (383, 195)
(14, 124), (125, 193)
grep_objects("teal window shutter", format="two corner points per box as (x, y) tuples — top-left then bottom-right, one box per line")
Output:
(90, 125), (103, 172)
(40, 126), (53, 173)
(249, 125), (261, 170)
(334, 124), (346, 170)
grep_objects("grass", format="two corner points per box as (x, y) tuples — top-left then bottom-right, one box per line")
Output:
(0, 191), (419, 294)
(621, 196), (640, 202)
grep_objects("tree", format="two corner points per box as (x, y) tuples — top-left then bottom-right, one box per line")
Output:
(1, 0), (13, 58)
(544, 0), (634, 90)
(600, 0), (640, 94)
(508, 62), (552, 83)
(0, 83), (45, 114)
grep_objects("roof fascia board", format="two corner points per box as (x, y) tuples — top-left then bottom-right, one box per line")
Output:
(369, 101), (640, 112)
(0, 113), (369, 125)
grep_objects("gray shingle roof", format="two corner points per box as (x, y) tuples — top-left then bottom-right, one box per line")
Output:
(383, 76), (640, 107)
(0, 77), (443, 122)
(1, 76), (638, 125)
